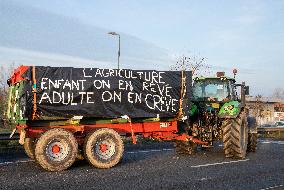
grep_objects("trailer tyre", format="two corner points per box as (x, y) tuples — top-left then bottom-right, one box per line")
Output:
(24, 138), (36, 159)
(35, 128), (78, 172)
(247, 133), (257, 152)
(84, 128), (124, 169)
(222, 111), (248, 159)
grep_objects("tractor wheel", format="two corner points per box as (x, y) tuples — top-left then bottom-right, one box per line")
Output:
(247, 133), (257, 152)
(83, 128), (124, 169)
(175, 141), (197, 155)
(222, 111), (248, 159)
(24, 138), (36, 159)
(35, 128), (78, 172)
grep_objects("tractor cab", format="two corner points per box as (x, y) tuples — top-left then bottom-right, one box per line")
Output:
(190, 71), (249, 118)
(192, 71), (249, 104)
(192, 75), (236, 103)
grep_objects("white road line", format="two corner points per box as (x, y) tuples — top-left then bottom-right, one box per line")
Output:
(162, 148), (174, 151)
(261, 141), (271, 144)
(148, 149), (162, 152)
(260, 184), (283, 190)
(218, 140), (284, 146)
(0, 159), (33, 166)
(126, 148), (174, 154)
(260, 141), (284, 145)
(217, 140), (284, 147)
(138, 150), (155, 153)
(191, 159), (250, 168)
(126, 151), (136, 154)
(271, 141), (284, 145)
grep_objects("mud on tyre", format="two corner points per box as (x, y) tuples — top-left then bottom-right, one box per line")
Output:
(222, 111), (248, 159)
(247, 133), (257, 152)
(83, 128), (124, 169)
(24, 138), (36, 159)
(35, 128), (78, 172)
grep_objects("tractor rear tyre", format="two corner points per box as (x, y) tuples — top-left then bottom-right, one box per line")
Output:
(24, 138), (36, 159)
(222, 111), (248, 159)
(175, 141), (197, 155)
(35, 128), (78, 171)
(83, 128), (124, 169)
(247, 133), (257, 152)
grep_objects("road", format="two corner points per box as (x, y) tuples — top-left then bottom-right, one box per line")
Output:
(0, 139), (283, 190)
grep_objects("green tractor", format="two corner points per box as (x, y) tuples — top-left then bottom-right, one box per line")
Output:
(177, 71), (257, 158)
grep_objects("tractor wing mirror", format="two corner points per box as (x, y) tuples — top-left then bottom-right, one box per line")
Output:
(245, 86), (249, 95)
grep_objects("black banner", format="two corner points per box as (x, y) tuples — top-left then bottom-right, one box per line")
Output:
(22, 67), (192, 119)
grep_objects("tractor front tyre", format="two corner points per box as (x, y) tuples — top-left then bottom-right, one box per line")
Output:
(83, 128), (124, 169)
(247, 133), (257, 152)
(24, 138), (36, 159)
(222, 112), (248, 159)
(34, 128), (78, 172)
(175, 141), (197, 155)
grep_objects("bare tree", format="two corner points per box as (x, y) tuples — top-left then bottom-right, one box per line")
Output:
(253, 95), (263, 117)
(0, 63), (15, 91)
(0, 63), (16, 128)
(272, 88), (284, 99)
(170, 54), (211, 76)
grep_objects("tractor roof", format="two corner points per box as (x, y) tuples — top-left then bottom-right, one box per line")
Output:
(194, 76), (236, 82)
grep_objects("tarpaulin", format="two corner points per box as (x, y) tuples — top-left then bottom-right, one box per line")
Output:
(20, 66), (192, 119)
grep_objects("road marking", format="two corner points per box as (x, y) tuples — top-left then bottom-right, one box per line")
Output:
(125, 151), (136, 154)
(260, 184), (283, 190)
(259, 140), (284, 145)
(199, 177), (211, 181)
(191, 159), (250, 168)
(126, 148), (174, 154)
(0, 159), (33, 166)
(162, 148), (174, 151)
(217, 140), (284, 146)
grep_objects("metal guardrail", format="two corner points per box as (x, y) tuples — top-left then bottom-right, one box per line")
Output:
(257, 127), (284, 132)
(0, 132), (19, 141)
(257, 127), (284, 138)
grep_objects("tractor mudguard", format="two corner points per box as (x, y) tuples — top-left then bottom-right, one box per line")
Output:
(218, 101), (243, 119)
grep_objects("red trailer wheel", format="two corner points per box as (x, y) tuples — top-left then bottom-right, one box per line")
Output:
(35, 128), (78, 171)
(84, 128), (124, 169)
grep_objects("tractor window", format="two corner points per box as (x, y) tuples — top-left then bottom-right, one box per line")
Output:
(192, 80), (231, 101)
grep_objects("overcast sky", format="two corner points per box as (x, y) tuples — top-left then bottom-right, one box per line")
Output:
(1, 0), (284, 96)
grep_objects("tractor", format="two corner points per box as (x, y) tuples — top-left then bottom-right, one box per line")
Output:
(176, 71), (257, 158)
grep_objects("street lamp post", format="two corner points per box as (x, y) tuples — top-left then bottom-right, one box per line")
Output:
(108, 32), (120, 69)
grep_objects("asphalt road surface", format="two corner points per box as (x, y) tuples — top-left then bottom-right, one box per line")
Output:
(0, 139), (283, 190)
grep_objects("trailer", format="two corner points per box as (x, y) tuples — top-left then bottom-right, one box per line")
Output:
(7, 65), (205, 171)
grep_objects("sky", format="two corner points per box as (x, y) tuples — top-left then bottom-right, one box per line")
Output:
(1, 0), (284, 96)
